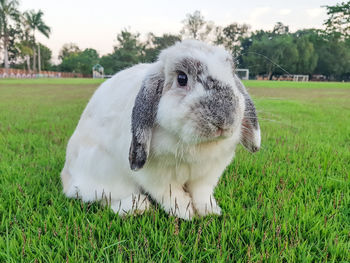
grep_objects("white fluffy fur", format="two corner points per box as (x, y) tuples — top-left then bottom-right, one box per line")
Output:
(61, 40), (254, 219)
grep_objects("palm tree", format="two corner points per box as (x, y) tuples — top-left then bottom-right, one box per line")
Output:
(0, 0), (20, 69)
(23, 9), (50, 72)
(18, 14), (33, 70)
(16, 40), (33, 70)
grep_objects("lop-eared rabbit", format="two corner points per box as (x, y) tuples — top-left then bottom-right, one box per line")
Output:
(61, 40), (260, 220)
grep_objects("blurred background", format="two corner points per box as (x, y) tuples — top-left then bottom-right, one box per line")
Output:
(1, 0), (349, 80)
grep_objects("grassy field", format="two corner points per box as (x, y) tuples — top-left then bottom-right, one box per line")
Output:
(0, 78), (349, 262)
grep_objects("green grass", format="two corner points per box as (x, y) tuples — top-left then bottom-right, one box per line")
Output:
(244, 80), (350, 89)
(0, 79), (349, 262)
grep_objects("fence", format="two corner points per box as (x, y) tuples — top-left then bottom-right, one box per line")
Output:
(0, 68), (85, 78)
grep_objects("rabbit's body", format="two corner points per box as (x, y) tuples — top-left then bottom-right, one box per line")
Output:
(62, 40), (260, 219)
(62, 64), (150, 210)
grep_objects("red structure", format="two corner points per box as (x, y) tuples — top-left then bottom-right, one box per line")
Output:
(0, 68), (85, 78)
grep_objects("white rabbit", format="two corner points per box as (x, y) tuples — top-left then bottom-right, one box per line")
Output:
(61, 40), (260, 220)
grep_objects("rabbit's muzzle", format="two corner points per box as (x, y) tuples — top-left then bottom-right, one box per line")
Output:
(192, 85), (238, 140)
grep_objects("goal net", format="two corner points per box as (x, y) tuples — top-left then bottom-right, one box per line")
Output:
(293, 75), (309, 82)
(235, 69), (249, 80)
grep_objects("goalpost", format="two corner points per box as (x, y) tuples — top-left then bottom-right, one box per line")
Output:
(92, 64), (104, 79)
(293, 75), (309, 82)
(235, 69), (249, 80)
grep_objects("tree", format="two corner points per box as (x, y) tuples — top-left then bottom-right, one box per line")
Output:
(215, 23), (250, 58)
(294, 28), (350, 80)
(38, 43), (52, 71)
(5, 22), (22, 64)
(143, 33), (181, 62)
(272, 22), (289, 35)
(243, 34), (298, 79)
(293, 35), (318, 75)
(324, 1), (350, 38)
(314, 35), (350, 79)
(58, 43), (80, 61)
(16, 12), (34, 70)
(181, 10), (215, 42)
(77, 48), (99, 75)
(0, 0), (20, 68)
(59, 48), (99, 75)
(23, 9), (50, 72)
(15, 40), (33, 70)
(100, 29), (144, 75)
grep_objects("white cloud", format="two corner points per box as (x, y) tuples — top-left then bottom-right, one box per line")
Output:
(279, 8), (291, 16)
(249, 7), (271, 22)
(245, 7), (273, 30)
(306, 8), (324, 18)
(200, 9), (210, 17)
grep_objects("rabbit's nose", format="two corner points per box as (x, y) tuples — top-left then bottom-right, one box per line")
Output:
(213, 126), (234, 138)
(215, 115), (234, 130)
(214, 128), (223, 137)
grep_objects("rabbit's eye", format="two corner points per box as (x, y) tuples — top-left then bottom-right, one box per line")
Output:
(177, 72), (188, 86)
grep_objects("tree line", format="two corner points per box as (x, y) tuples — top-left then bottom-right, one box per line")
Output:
(2, 0), (350, 80)
(0, 0), (51, 71)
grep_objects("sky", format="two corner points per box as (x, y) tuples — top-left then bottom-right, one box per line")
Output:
(20, 0), (338, 62)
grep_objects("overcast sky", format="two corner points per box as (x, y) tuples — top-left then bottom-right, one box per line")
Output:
(21, 0), (337, 62)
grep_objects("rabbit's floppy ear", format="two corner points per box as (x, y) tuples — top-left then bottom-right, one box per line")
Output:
(129, 65), (165, 171)
(234, 75), (261, 153)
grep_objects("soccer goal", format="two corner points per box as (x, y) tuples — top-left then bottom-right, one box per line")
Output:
(235, 69), (249, 80)
(293, 75), (309, 82)
(92, 64), (104, 79)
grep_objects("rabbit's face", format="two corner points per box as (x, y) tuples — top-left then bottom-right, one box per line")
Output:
(129, 40), (259, 171)
(157, 44), (244, 144)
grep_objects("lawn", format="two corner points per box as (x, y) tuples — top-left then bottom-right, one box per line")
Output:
(0, 79), (349, 262)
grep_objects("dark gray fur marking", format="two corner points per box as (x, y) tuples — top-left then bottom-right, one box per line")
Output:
(175, 58), (207, 76)
(233, 74), (258, 129)
(197, 76), (227, 91)
(233, 74), (260, 152)
(129, 73), (164, 171)
(192, 77), (237, 137)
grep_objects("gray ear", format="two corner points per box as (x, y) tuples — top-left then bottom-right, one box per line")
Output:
(129, 71), (165, 171)
(234, 75), (261, 153)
